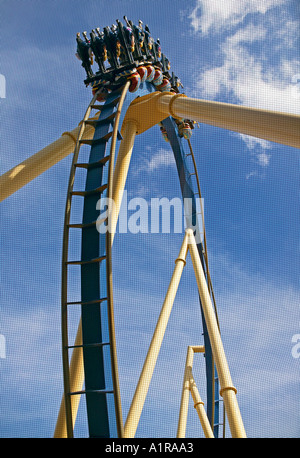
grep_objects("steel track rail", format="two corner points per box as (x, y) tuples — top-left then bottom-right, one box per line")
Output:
(60, 83), (131, 438)
(105, 81), (131, 438)
(61, 90), (103, 438)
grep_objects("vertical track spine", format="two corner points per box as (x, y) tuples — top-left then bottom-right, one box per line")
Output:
(105, 80), (131, 438)
(60, 83), (130, 438)
(60, 92), (101, 438)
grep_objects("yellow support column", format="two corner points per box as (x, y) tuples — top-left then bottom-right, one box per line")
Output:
(123, 91), (300, 149)
(177, 346), (192, 438)
(0, 123), (97, 202)
(177, 346), (214, 438)
(110, 119), (138, 244)
(157, 93), (300, 148)
(189, 347), (213, 438)
(124, 232), (189, 438)
(190, 377), (214, 438)
(186, 229), (246, 438)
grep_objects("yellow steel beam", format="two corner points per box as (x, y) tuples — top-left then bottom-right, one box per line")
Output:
(110, 119), (138, 244)
(177, 345), (215, 438)
(188, 353), (214, 438)
(187, 229), (246, 438)
(3, 90), (298, 203)
(158, 94), (300, 148)
(124, 231), (189, 438)
(123, 91), (300, 148)
(121, 91), (169, 135)
(177, 347), (192, 438)
(0, 121), (97, 202)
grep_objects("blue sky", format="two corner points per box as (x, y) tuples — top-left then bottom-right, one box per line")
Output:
(0, 0), (299, 438)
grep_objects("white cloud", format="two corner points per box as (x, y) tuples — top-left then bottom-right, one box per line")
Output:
(194, 22), (300, 114)
(189, 0), (286, 35)
(256, 151), (271, 166)
(188, 2), (300, 166)
(246, 170), (259, 180)
(133, 147), (176, 175)
(146, 147), (176, 172)
(238, 133), (272, 173)
(274, 18), (300, 48)
(238, 134), (273, 151)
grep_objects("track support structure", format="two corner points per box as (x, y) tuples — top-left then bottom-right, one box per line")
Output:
(2, 16), (298, 439)
(187, 230), (246, 438)
(124, 231), (190, 438)
(124, 229), (246, 438)
(177, 345), (214, 438)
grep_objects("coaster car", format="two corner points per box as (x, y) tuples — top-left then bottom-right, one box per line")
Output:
(75, 17), (185, 102)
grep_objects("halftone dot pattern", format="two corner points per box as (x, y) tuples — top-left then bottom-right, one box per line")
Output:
(0, 0), (299, 439)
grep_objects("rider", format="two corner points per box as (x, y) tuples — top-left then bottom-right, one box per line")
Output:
(75, 32), (94, 78)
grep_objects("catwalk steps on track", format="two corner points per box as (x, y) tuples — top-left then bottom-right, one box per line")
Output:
(61, 87), (126, 438)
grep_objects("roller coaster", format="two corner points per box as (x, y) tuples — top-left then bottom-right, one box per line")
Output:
(0, 17), (299, 439)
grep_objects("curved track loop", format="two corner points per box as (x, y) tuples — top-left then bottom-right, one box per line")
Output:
(61, 81), (221, 437)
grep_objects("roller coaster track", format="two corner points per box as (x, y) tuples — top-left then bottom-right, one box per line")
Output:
(61, 83), (133, 438)
(59, 80), (222, 438)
